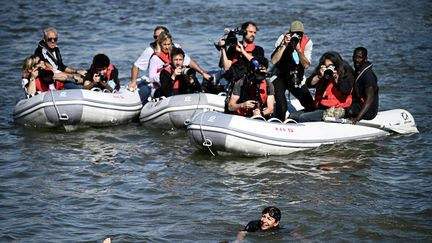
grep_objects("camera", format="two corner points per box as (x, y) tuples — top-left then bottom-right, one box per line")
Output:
(181, 67), (196, 78)
(215, 27), (246, 50)
(98, 72), (108, 83)
(323, 65), (336, 80)
(290, 33), (300, 48)
(38, 67), (54, 84)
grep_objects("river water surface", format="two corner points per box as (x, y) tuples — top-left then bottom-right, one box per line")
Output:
(1, 0), (431, 242)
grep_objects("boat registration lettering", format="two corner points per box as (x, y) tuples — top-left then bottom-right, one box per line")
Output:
(184, 96), (192, 102)
(60, 91), (67, 97)
(207, 116), (216, 123)
(113, 95), (125, 99)
(275, 127), (294, 133)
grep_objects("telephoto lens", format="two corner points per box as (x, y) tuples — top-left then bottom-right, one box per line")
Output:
(182, 68), (196, 77)
(290, 33), (300, 48)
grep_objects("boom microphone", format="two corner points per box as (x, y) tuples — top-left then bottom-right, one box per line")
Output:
(224, 28), (231, 35)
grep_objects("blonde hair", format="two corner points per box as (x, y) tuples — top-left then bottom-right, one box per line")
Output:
(156, 32), (172, 51)
(22, 55), (38, 74)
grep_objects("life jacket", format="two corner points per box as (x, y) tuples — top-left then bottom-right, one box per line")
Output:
(90, 63), (115, 81)
(173, 77), (180, 93)
(299, 34), (309, 53)
(35, 67), (64, 92)
(154, 51), (172, 73)
(236, 79), (268, 117)
(232, 43), (256, 64)
(314, 80), (352, 108)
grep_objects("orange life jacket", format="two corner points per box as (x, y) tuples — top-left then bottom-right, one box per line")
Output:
(236, 79), (268, 117)
(90, 63), (114, 81)
(35, 67), (64, 92)
(173, 77), (180, 92)
(299, 34), (309, 53)
(154, 51), (172, 73)
(314, 80), (352, 108)
(232, 43), (256, 64)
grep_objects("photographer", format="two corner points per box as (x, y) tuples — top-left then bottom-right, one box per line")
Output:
(227, 56), (274, 118)
(83, 54), (120, 93)
(21, 55), (60, 98)
(271, 21), (315, 121)
(217, 21), (264, 83)
(289, 51), (354, 122)
(129, 25), (211, 91)
(157, 48), (202, 98)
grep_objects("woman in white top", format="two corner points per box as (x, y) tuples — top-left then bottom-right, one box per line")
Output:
(148, 32), (174, 96)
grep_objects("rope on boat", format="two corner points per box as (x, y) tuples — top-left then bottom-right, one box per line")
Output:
(50, 89), (69, 123)
(198, 110), (215, 156)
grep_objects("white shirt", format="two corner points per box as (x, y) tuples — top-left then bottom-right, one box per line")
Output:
(134, 43), (191, 72)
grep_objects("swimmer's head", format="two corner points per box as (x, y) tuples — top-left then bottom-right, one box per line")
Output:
(260, 206), (281, 230)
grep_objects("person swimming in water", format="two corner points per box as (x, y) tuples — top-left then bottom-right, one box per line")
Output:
(235, 206), (281, 241)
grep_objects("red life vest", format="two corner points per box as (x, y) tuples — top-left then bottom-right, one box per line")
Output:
(173, 77), (180, 92)
(236, 79), (268, 117)
(35, 67), (64, 92)
(299, 34), (309, 53)
(90, 63), (115, 80)
(154, 51), (172, 73)
(314, 80), (352, 108)
(232, 43), (256, 64)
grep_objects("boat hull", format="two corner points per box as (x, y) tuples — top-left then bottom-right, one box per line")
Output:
(139, 93), (226, 129)
(187, 109), (418, 156)
(13, 88), (143, 129)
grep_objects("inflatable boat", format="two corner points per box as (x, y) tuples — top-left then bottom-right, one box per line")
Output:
(139, 93), (226, 129)
(13, 88), (143, 130)
(187, 110), (419, 156)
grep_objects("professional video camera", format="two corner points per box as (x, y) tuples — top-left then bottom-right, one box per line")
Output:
(214, 27), (246, 50)
(248, 58), (270, 83)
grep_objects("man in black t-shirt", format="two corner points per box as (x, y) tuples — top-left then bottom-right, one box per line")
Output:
(83, 54), (120, 93)
(345, 47), (379, 124)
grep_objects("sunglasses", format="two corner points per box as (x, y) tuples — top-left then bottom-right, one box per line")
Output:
(153, 35), (158, 40)
(47, 37), (58, 42)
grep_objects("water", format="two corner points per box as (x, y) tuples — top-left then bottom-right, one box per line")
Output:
(1, 0), (432, 241)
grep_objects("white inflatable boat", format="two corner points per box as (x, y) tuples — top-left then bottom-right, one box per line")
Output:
(139, 93), (226, 129)
(187, 110), (419, 156)
(13, 88), (143, 130)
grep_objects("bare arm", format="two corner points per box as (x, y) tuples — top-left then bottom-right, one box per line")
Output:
(129, 64), (140, 90)
(220, 48), (232, 71)
(228, 94), (257, 112)
(296, 45), (310, 69)
(188, 59), (211, 80)
(351, 86), (376, 124)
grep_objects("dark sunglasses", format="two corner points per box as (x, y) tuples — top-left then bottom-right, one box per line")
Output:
(47, 37), (58, 42)
(153, 35), (158, 40)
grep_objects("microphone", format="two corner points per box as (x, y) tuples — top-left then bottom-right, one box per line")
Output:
(224, 28), (231, 35)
